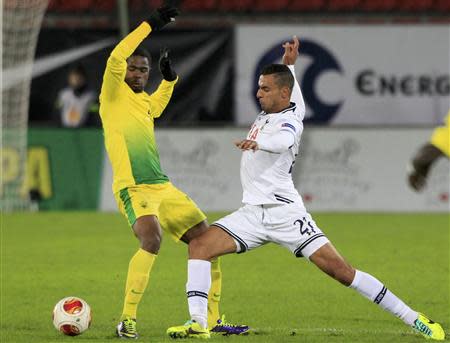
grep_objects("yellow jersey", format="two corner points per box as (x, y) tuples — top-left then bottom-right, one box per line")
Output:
(99, 22), (177, 194)
(430, 110), (450, 157)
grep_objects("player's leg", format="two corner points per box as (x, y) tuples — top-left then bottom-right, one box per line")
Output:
(181, 220), (249, 335)
(115, 187), (163, 339)
(168, 205), (262, 339)
(180, 222), (222, 329)
(123, 215), (162, 312)
(309, 242), (445, 340)
(117, 216), (162, 339)
(167, 227), (237, 339)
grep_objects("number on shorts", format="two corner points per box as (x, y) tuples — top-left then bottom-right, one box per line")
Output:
(294, 217), (316, 236)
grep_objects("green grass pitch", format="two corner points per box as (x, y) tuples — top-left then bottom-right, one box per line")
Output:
(2, 212), (449, 343)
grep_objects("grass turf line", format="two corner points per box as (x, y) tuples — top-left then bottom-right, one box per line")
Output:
(1, 212), (449, 342)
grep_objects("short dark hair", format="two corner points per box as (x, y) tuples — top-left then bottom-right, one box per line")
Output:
(130, 46), (152, 64)
(260, 64), (294, 91)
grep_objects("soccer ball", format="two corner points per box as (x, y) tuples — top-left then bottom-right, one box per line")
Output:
(52, 297), (91, 336)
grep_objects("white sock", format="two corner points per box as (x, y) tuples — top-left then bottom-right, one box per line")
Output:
(350, 270), (418, 325)
(186, 259), (211, 329)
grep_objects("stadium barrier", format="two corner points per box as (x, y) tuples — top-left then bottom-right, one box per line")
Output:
(3, 128), (446, 211)
(100, 128), (449, 213)
(2, 128), (104, 210)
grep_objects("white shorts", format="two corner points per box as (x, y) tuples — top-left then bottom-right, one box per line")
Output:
(213, 203), (329, 259)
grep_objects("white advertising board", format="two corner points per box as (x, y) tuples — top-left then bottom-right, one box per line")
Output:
(100, 128), (449, 213)
(236, 25), (450, 126)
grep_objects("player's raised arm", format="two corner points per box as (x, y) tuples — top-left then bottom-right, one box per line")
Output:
(148, 47), (178, 118)
(100, 6), (179, 101)
(282, 36), (305, 119)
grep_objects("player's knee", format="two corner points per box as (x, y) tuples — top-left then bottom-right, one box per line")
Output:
(140, 231), (162, 254)
(188, 237), (211, 260)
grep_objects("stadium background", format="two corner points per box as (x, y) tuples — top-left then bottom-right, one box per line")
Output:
(2, 1), (449, 342)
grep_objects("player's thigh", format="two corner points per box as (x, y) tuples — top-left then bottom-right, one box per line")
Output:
(266, 204), (329, 259)
(189, 226), (237, 260)
(158, 183), (207, 242)
(114, 186), (162, 228)
(212, 205), (267, 254)
(180, 220), (209, 244)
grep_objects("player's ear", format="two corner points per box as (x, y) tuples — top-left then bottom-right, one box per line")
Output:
(281, 86), (291, 99)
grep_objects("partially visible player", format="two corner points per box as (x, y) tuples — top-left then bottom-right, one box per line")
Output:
(408, 110), (450, 191)
(167, 36), (445, 341)
(99, 5), (248, 339)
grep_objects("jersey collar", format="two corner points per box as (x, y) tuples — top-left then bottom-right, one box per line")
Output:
(260, 102), (296, 116)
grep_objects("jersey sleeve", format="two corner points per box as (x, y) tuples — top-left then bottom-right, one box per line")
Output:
(100, 22), (152, 102)
(287, 65), (306, 120)
(148, 77), (178, 118)
(257, 130), (295, 153)
(278, 115), (302, 138)
(430, 111), (450, 157)
(256, 116), (302, 153)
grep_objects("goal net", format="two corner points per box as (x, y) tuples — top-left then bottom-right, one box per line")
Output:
(1, 0), (48, 211)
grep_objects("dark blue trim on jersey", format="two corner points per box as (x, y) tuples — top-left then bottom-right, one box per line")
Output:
(212, 223), (248, 253)
(374, 286), (387, 304)
(187, 291), (208, 299)
(261, 103), (296, 116)
(275, 198), (291, 204)
(274, 194), (294, 203)
(294, 233), (326, 257)
(280, 102), (296, 114)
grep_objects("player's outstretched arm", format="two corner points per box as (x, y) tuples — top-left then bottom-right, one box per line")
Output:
(148, 47), (178, 118)
(234, 130), (295, 154)
(101, 6), (179, 101)
(408, 143), (444, 191)
(257, 130), (295, 153)
(282, 36), (305, 118)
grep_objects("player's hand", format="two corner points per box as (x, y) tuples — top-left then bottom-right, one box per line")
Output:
(159, 47), (177, 81)
(234, 139), (259, 152)
(146, 5), (179, 31)
(407, 143), (443, 192)
(282, 35), (299, 65)
(408, 166), (427, 191)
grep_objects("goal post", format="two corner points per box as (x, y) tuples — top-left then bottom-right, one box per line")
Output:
(1, 0), (48, 211)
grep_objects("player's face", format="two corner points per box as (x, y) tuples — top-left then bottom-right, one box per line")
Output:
(125, 56), (150, 93)
(256, 74), (287, 113)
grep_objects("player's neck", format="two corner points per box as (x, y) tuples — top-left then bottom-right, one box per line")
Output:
(267, 101), (292, 114)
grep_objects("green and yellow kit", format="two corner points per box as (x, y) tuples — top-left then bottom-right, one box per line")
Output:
(430, 110), (450, 157)
(99, 22), (205, 238)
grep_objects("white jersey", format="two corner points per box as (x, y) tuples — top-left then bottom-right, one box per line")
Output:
(240, 65), (306, 210)
(57, 87), (96, 128)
